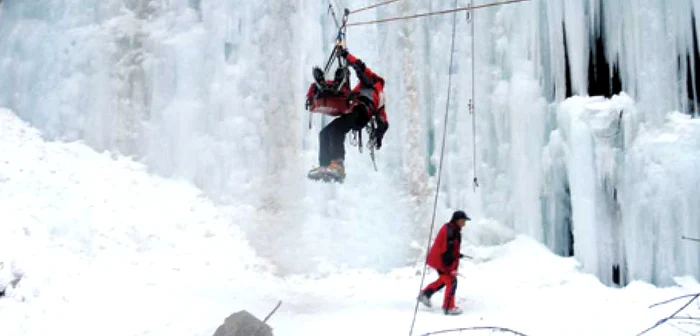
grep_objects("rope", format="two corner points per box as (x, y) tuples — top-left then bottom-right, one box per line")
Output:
(347, 0), (531, 27)
(469, 0), (479, 191)
(408, 1), (459, 335)
(421, 326), (530, 336)
(328, 1), (341, 28)
(349, 0), (402, 14)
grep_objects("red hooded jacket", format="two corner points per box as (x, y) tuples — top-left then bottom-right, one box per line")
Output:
(345, 53), (388, 125)
(427, 222), (462, 273)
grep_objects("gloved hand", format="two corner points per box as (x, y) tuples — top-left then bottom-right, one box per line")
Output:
(351, 59), (366, 72)
(375, 118), (388, 149)
(339, 47), (349, 58)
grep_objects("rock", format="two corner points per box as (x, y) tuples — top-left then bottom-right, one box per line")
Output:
(212, 310), (273, 336)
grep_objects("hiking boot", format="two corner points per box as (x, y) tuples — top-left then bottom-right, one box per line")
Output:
(307, 166), (328, 180)
(326, 160), (345, 182)
(443, 307), (463, 315)
(417, 292), (432, 308)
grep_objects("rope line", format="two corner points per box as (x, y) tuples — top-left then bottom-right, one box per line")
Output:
(470, 0), (479, 191)
(408, 1), (459, 335)
(347, 0), (531, 27)
(421, 326), (530, 336)
(349, 0), (402, 14)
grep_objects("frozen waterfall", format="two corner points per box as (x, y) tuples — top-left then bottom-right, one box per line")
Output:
(0, 0), (698, 285)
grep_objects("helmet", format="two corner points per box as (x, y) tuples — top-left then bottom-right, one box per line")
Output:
(312, 67), (325, 85)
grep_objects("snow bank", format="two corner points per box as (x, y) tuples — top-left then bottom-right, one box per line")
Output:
(0, 0), (697, 286)
(0, 108), (271, 335)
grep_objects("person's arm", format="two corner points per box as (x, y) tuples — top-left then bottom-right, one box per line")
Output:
(375, 105), (388, 149)
(442, 225), (458, 271)
(431, 226), (449, 272)
(342, 50), (380, 87)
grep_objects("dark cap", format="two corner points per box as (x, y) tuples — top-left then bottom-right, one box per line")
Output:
(451, 210), (471, 222)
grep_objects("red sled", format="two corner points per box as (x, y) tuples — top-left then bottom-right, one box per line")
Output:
(310, 94), (352, 116)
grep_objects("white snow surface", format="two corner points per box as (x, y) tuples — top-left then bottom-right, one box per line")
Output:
(1, 0), (698, 284)
(1, 108), (699, 335)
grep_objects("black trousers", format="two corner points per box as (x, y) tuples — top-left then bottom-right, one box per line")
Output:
(318, 106), (370, 166)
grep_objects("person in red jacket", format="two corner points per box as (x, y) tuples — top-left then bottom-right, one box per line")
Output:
(417, 210), (470, 315)
(307, 47), (389, 182)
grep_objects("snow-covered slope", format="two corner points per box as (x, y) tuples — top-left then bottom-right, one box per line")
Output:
(1, 108), (698, 336)
(0, 108), (271, 335)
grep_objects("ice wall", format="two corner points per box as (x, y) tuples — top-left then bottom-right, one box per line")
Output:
(0, 0), (698, 284)
(472, 0), (700, 285)
(0, 0), (427, 274)
(619, 112), (700, 285)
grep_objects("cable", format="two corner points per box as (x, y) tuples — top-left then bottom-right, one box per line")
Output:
(349, 0), (402, 14)
(408, 1), (459, 335)
(347, 0), (531, 27)
(470, 0), (479, 191)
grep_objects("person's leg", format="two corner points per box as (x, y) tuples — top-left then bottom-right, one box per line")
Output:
(318, 124), (333, 167)
(308, 122), (336, 180)
(418, 271), (446, 308)
(326, 112), (358, 163)
(422, 278), (445, 297)
(422, 270), (447, 298)
(442, 275), (458, 313)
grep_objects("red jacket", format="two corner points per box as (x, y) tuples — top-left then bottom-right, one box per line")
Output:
(345, 53), (388, 124)
(427, 222), (462, 273)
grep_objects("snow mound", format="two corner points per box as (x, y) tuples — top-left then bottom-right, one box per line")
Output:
(0, 108), (269, 335)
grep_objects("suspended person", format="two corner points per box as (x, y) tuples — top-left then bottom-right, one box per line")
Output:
(417, 210), (470, 315)
(306, 47), (389, 182)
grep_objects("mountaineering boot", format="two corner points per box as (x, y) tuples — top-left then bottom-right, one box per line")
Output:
(326, 160), (345, 182)
(417, 292), (432, 308)
(443, 307), (463, 316)
(307, 166), (328, 181)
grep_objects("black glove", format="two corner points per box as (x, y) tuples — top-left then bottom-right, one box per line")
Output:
(441, 252), (455, 268)
(339, 47), (349, 58)
(375, 118), (388, 150)
(352, 59), (366, 73)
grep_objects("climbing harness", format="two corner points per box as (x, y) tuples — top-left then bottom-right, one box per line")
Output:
(348, 102), (380, 172)
(365, 116), (380, 171)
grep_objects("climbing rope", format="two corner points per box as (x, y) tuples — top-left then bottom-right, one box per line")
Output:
(408, 1), (459, 335)
(469, 0), (479, 191)
(349, 0), (403, 14)
(347, 0), (531, 27)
